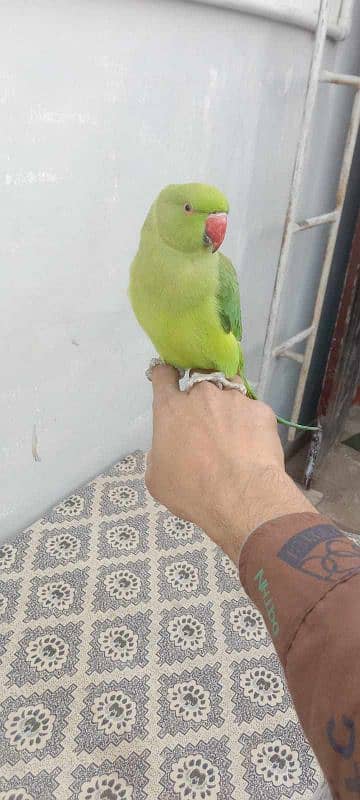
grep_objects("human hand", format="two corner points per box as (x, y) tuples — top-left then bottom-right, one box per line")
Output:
(146, 365), (315, 562)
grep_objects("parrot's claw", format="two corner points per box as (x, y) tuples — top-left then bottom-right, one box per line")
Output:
(146, 358), (185, 383)
(181, 370), (247, 395)
(145, 357), (167, 381)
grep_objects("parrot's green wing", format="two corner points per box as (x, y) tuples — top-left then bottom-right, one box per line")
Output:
(216, 253), (242, 342)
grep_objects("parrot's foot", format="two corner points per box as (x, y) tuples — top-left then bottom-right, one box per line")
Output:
(145, 357), (167, 381)
(181, 370), (247, 395)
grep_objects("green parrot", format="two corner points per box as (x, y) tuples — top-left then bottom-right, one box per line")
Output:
(129, 182), (318, 432)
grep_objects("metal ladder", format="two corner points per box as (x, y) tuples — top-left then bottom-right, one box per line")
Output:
(257, 0), (360, 441)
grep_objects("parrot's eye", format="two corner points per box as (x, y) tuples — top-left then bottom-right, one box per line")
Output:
(183, 203), (193, 214)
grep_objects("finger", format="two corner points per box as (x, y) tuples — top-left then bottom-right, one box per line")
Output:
(151, 364), (179, 396)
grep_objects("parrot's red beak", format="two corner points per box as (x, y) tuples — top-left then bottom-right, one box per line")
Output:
(204, 212), (228, 253)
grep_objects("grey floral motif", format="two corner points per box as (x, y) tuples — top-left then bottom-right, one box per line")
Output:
(100, 480), (146, 516)
(0, 544), (16, 571)
(159, 550), (209, 600)
(93, 561), (150, 613)
(168, 682), (210, 722)
(42, 484), (95, 524)
(165, 560), (199, 592)
(0, 531), (31, 575)
(0, 687), (73, 766)
(26, 634), (68, 672)
(105, 569), (141, 601)
(156, 512), (204, 551)
(0, 770), (60, 800)
(158, 664), (224, 738)
(105, 450), (145, 478)
(45, 531), (80, 561)
(99, 625), (138, 663)
(4, 703), (55, 752)
(214, 550), (239, 593)
(0, 579), (21, 625)
(78, 772), (133, 800)
(239, 720), (319, 799)
(115, 453), (139, 474)
(98, 515), (149, 559)
(241, 667), (284, 706)
(252, 739), (301, 788)
(168, 615), (205, 651)
(171, 754), (220, 799)
(25, 569), (88, 621)
(75, 678), (148, 753)
(8, 622), (82, 687)
(221, 598), (270, 653)
(33, 526), (90, 570)
(70, 754), (150, 800)
(87, 611), (151, 675)
(222, 555), (238, 579)
(158, 604), (217, 666)
(230, 605), (266, 642)
(91, 689), (136, 735)
(159, 737), (235, 800)
(164, 517), (194, 540)
(37, 580), (74, 611)
(107, 524), (139, 551)
(109, 486), (138, 509)
(231, 655), (289, 723)
(55, 495), (84, 518)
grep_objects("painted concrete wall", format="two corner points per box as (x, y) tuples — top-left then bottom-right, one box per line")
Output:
(1, 0), (359, 540)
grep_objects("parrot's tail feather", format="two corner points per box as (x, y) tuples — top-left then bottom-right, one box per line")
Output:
(243, 376), (257, 400)
(275, 415), (319, 432)
(242, 376), (320, 433)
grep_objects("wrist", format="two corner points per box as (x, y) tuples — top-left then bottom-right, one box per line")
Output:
(204, 465), (317, 563)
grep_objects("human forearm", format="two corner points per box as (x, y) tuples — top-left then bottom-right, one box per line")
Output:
(200, 464), (314, 562)
(239, 512), (360, 799)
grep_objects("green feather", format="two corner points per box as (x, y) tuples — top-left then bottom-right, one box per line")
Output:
(216, 254), (318, 432)
(216, 254), (242, 341)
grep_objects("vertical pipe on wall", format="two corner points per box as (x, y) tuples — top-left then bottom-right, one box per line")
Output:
(288, 86), (360, 440)
(257, 0), (329, 400)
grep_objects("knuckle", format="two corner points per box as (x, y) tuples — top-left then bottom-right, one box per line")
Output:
(195, 381), (218, 401)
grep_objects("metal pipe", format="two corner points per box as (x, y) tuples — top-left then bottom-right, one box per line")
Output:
(258, 0), (329, 399)
(321, 69), (360, 87)
(293, 210), (338, 231)
(288, 87), (360, 441)
(273, 325), (313, 357)
(184, 0), (350, 41)
(337, 0), (355, 40)
(277, 350), (304, 364)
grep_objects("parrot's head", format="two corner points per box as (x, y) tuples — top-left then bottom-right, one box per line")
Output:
(155, 182), (229, 254)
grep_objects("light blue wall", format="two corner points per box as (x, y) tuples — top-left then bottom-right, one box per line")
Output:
(1, 0), (359, 539)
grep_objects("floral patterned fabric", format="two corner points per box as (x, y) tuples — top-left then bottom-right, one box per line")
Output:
(0, 450), (322, 798)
